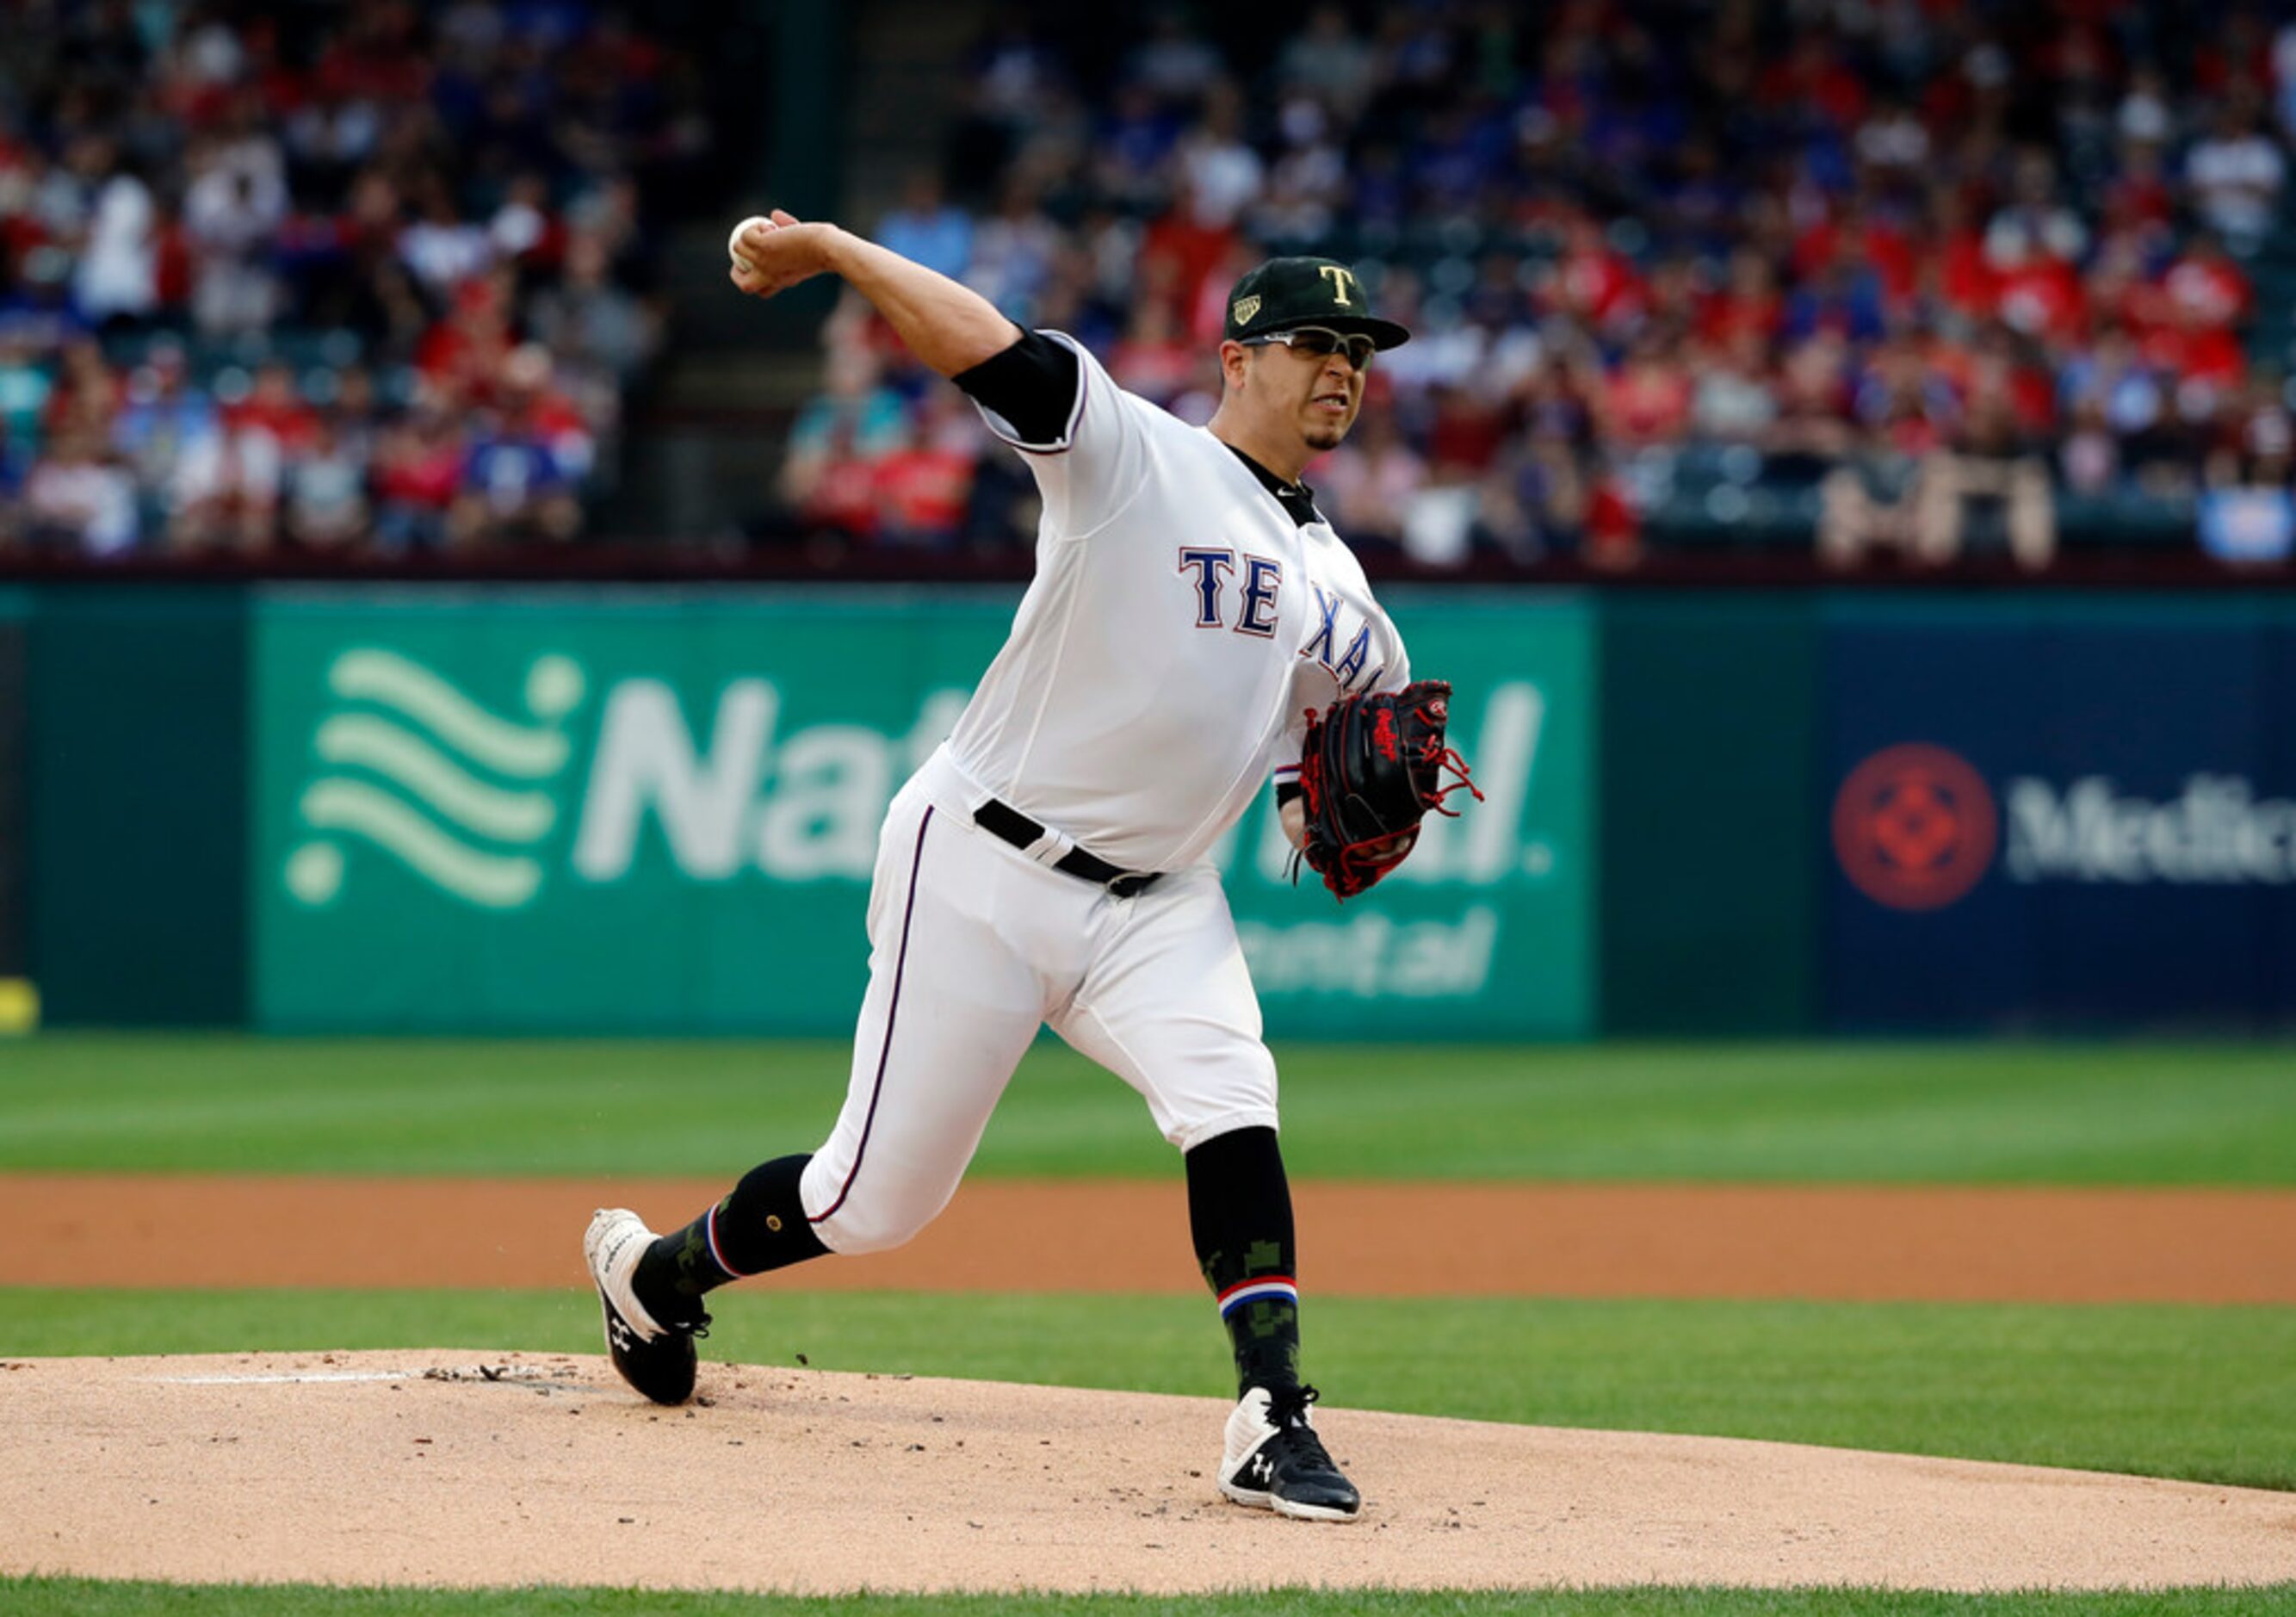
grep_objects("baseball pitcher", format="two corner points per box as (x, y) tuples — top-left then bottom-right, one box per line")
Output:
(586, 208), (1477, 1521)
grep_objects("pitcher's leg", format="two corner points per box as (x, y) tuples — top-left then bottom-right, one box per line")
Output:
(797, 887), (1045, 1258)
(1185, 1124), (1299, 1394)
(626, 802), (1043, 1336)
(1054, 868), (1278, 1152)
(1053, 870), (1358, 1518)
(1053, 872), (1295, 1386)
(634, 1152), (826, 1324)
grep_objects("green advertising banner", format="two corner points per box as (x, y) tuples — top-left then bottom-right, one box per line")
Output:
(1599, 595), (1821, 1035)
(0, 590), (27, 993)
(251, 588), (1593, 1038)
(31, 588), (249, 1025)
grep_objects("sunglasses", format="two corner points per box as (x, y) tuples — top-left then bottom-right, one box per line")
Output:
(1241, 325), (1378, 369)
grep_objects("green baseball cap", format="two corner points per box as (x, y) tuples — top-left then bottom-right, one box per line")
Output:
(1222, 256), (1410, 350)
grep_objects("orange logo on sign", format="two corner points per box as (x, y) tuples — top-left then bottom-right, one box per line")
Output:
(1833, 743), (1998, 911)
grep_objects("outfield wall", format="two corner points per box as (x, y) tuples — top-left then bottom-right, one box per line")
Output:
(0, 590), (27, 1004)
(16, 585), (2296, 1037)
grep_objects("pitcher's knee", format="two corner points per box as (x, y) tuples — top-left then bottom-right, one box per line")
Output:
(799, 1149), (958, 1255)
(807, 1197), (934, 1256)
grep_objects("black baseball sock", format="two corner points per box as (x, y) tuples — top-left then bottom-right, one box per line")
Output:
(1185, 1125), (1302, 1397)
(634, 1153), (829, 1325)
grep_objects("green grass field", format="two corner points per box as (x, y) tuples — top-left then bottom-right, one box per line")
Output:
(4, 1036), (2293, 1183)
(5, 1585), (2296, 1617)
(3, 1035), (2292, 1614)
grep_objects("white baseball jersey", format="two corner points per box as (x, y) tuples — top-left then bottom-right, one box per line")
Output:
(946, 331), (1411, 873)
(798, 327), (1411, 1255)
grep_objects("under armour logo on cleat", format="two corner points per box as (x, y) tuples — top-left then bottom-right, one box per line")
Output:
(1249, 1453), (1274, 1484)
(609, 1317), (636, 1351)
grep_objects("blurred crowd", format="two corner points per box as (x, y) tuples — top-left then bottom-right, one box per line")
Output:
(788, 0), (2296, 568)
(0, 0), (696, 554)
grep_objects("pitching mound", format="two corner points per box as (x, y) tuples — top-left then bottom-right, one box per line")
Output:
(3, 1351), (2293, 1595)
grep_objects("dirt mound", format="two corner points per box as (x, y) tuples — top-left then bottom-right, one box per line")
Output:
(3, 1352), (2291, 1595)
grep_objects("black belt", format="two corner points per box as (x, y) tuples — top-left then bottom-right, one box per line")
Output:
(974, 799), (1162, 898)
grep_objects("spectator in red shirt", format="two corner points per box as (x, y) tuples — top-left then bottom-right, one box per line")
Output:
(1926, 184), (1998, 321)
(872, 391), (978, 548)
(1139, 177), (1240, 326)
(1697, 248), (1784, 347)
(219, 360), (319, 548)
(2101, 136), (2176, 245)
(1761, 28), (1868, 133)
(2084, 228), (2165, 335)
(2161, 233), (2253, 331)
(2144, 296), (2247, 393)
(1550, 213), (1644, 335)
(373, 392), (467, 552)
(1792, 202), (1915, 308)
(415, 270), (517, 405)
(1991, 235), (2088, 344)
(1110, 298), (1198, 409)
(1601, 336), (1693, 449)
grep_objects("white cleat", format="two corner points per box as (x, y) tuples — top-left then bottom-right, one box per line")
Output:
(584, 1207), (703, 1405)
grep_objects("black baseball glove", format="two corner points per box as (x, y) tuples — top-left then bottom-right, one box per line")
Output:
(1293, 679), (1483, 901)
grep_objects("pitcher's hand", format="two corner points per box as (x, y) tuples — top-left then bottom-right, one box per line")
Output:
(728, 209), (839, 298)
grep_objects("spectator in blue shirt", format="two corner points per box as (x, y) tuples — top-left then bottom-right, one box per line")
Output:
(876, 172), (974, 284)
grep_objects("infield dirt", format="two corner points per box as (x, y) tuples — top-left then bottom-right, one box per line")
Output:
(7, 1176), (2293, 1594)
(5, 1174), (2294, 1301)
(4, 1350), (2295, 1595)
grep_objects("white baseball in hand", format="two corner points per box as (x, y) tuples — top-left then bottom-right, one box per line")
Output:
(727, 214), (777, 274)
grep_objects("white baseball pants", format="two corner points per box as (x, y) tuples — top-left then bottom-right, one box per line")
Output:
(797, 747), (1278, 1255)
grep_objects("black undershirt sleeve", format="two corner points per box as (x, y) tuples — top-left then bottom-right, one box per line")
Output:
(951, 329), (1082, 447)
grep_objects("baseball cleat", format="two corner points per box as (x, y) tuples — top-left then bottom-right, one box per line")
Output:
(1216, 1384), (1361, 1521)
(585, 1207), (706, 1406)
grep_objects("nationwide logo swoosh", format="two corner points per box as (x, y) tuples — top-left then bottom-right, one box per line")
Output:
(313, 714), (556, 842)
(285, 650), (585, 910)
(328, 648), (570, 777)
(300, 778), (544, 908)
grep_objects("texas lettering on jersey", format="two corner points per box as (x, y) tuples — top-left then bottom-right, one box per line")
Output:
(1176, 551), (1385, 695)
(1297, 581), (1387, 693)
(1178, 548), (1283, 638)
